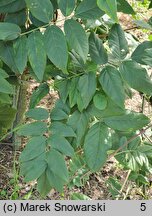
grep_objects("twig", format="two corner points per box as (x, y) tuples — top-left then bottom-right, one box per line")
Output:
(108, 124), (152, 160)
(0, 164), (7, 171)
(116, 170), (131, 200)
(124, 26), (139, 31)
(143, 133), (152, 144)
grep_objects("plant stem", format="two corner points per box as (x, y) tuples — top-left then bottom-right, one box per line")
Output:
(108, 124), (152, 160)
(116, 170), (131, 200)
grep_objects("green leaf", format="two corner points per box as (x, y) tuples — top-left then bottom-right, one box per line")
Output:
(25, 0), (53, 23)
(131, 41), (152, 66)
(0, 69), (9, 78)
(97, 0), (118, 22)
(50, 100), (70, 121)
(99, 66), (125, 108)
(0, 77), (13, 94)
(20, 136), (47, 162)
(29, 83), (49, 109)
(0, 0), (16, 7)
(89, 32), (108, 65)
(119, 60), (152, 95)
(0, 0), (25, 13)
(84, 122), (112, 172)
(69, 77), (79, 108)
(5, 9), (26, 26)
(64, 19), (89, 62)
(78, 71), (96, 109)
(20, 153), (47, 182)
(37, 171), (52, 197)
(140, 48), (152, 67)
(56, 79), (70, 103)
(0, 93), (11, 104)
(104, 111), (150, 132)
(88, 98), (125, 119)
(13, 36), (28, 74)
(107, 177), (121, 198)
(27, 31), (46, 81)
(71, 193), (91, 200)
(44, 25), (68, 72)
(50, 122), (76, 137)
(134, 20), (152, 30)
(46, 150), (69, 192)
(149, 0), (152, 9)
(109, 24), (129, 61)
(93, 93), (107, 110)
(0, 105), (16, 130)
(26, 108), (49, 120)
(17, 121), (48, 137)
(0, 22), (21, 41)
(117, 0), (135, 14)
(75, 0), (104, 19)
(58, 0), (75, 16)
(67, 110), (89, 147)
(48, 135), (74, 157)
(0, 42), (18, 72)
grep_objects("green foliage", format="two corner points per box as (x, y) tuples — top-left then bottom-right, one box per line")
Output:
(84, 122), (112, 171)
(0, 0), (152, 198)
(44, 25), (68, 72)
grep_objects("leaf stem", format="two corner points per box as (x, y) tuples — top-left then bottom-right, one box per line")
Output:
(108, 124), (152, 160)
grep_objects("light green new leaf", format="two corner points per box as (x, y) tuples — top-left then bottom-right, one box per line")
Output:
(93, 93), (108, 110)
(119, 60), (152, 95)
(17, 121), (48, 137)
(104, 111), (150, 132)
(20, 136), (47, 162)
(20, 153), (47, 182)
(109, 24), (129, 61)
(78, 71), (96, 109)
(84, 122), (112, 172)
(97, 0), (118, 22)
(117, 0), (135, 15)
(64, 19), (89, 62)
(75, 0), (104, 19)
(99, 66), (125, 108)
(29, 83), (49, 109)
(26, 107), (49, 120)
(28, 31), (46, 81)
(45, 25), (68, 72)
(46, 150), (68, 192)
(48, 135), (74, 157)
(58, 0), (75, 16)
(50, 122), (76, 137)
(0, 22), (21, 41)
(25, 0), (53, 23)
(13, 36), (28, 74)
(89, 32), (108, 65)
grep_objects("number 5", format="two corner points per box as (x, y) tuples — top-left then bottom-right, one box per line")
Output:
(140, 203), (146, 211)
